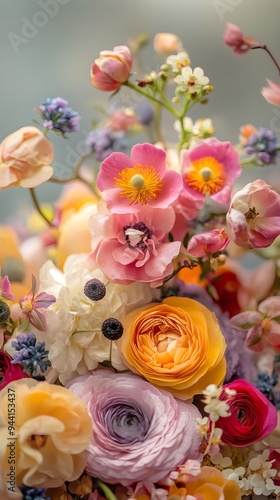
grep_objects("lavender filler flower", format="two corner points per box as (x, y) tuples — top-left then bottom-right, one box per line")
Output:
(37, 97), (80, 135)
(11, 332), (51, 378)
(19, 485), (50, 500)
(245, 127), (278, 164)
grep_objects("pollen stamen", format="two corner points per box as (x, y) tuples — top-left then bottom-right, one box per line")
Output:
(185, 157), (226, 195)
(114, 163), (163, 205)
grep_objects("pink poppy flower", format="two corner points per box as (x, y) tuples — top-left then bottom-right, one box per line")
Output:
(226, 179), (280, 248)
(231, 296), (280, 352)
(90, 45), (132, 92)
(261, 79), (280, 106)
(96, 143), (183, 213)
(0, 126), (54, 189)
(223, 23), (260, 56)
(89, 204), (181, 286)
(216, 379), (277, 447)
(180, 137), (242, 205)
(187, 229), (230, 258)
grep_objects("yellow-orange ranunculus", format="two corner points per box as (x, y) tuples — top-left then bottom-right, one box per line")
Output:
(185, 466), (241, 499)
(118, 297), (226, 400)
(0, 379), (93, 496)
(0, 126), (54, 189)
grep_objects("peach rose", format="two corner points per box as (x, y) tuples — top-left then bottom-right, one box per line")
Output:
(118, 297), (226, 400)
(0, 126), (54, 189)
(186, 466), (241, 499)
(0, 379), (92, 496)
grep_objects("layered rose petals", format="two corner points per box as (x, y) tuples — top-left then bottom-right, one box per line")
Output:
(261, 79), (280, 106)
(96, 143), (183, 213)
(217, 379), (277, 447)
(117, 297), (227, 400)
(67, 369), (202, 486)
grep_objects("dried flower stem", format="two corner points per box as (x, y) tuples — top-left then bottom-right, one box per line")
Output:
(29, 188), (55, 227)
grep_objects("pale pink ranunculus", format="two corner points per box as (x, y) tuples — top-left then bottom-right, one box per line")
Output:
(226, 179), (280, 248)
(180, 137), (242, 205)
(223, 22), (260, 56)
(96, 142), (183, 213)
(67, 369), (202, 486)
(88, 204), (181, 286)
(231, 296), (280, 352)
(90, 45), (132, 92)
(0, 126), (54, 189)
(153, 32), (183, 54)
(187, 229), (230, 258)
(261, 79), (280, 106)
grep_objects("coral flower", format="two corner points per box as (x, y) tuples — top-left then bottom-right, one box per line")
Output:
(96, 143), (183, 213)
(0, 126), (54, 189)
(185, 466), (241, 499)
(0, 379), (93, 494)
(153, 32), (183, 54)
(180, 137), (242, 205)
(261, 79), (280, 106)
(226, 179), (280, 248)
(117, 296), (226, 400)
(223, 22), (260, 56)
(90, 45), (132, 92)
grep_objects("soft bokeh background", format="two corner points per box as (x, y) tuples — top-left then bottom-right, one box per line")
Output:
(0, 0), (280, 222)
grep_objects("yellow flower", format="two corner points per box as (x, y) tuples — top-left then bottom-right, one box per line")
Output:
(0, 379), (92, 495)
(185, 466), (241, 499)
(118, 297), (226, 400)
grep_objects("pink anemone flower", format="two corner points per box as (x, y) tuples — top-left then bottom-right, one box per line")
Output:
(226, 179), (280, 248)
(180, 137), (242, 205)
(223, 23), (260, 56)
(88, 204), (181, 287)
(96, 142), (183, 213)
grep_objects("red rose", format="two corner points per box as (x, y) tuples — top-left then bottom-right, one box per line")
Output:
(0, 352), (29, 390)
(217, 379), (277, 447)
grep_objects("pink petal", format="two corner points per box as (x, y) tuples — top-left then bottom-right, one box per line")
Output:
(230, 311), (262, 330)
(96, 152), (133, 190)
(258, 297), (280, 318)
(149, 170), (183, 208)
(1, 275), (15, 300)
(130, 143), (167, 177)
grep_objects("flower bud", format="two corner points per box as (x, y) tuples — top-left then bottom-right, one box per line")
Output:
(90, 45), (132, 92)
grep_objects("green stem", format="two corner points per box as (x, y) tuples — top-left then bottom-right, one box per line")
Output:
(97, 480), (117, 500)
(29, 188), (55, 227)
(124, 80), (178, 117)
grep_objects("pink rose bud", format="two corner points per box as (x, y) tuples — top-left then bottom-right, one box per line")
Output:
(261, 79), (280, 106)
(226, 179), (280, 248)
(223, 23), (259, 56)
(187, 229), (229, 258)
(90, 45), (132, 92)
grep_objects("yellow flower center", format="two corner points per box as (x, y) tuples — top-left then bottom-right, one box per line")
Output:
(185, 156), (226, 195)
(114, 163), (163, 205)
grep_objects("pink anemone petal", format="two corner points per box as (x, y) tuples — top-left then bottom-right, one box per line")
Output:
(149, 170), (183, 208)
(102, 188), (140, 213)
(130, 143), (167, 176)
(96, 152), (133, 190)
(144, 241), (181, 277)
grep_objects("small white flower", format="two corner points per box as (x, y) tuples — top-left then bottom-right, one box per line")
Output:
(166, 51), (190, 71)
(204, 399), (230, 421)
(174, 66), (209, 93)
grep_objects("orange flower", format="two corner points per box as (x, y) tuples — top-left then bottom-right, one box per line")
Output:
(185, 466), (241, 499)
(118, 297), (226, 400)
(0, 126), (54, 189)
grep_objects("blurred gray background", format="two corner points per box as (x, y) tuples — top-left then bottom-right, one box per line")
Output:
(0, 0), (280, 224)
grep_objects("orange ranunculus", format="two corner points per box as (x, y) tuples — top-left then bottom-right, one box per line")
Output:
(0, 379), (93, 496)
(185, 466), (241, 499)
(118, 297), (226, 400)
(0, 126), (54, 189)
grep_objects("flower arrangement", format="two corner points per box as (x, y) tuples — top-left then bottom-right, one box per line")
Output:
(1, 23), (280, 500)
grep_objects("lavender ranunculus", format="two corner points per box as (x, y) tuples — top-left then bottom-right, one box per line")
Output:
(67, 369), (202, 486)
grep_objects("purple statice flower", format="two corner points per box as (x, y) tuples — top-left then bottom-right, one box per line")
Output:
(85, 128), (127, 161)
(245, 127), (278, 164)
(171, 280), (258, 384)
(11, 332), (51, 378)
(19, 485), (50, 500)
(37, 97), (80, 135)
